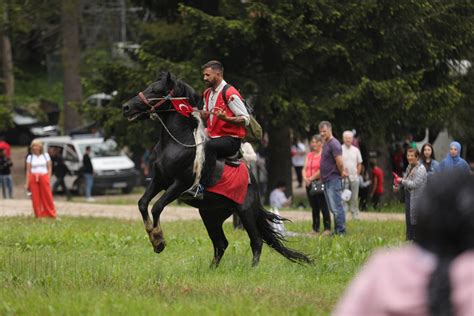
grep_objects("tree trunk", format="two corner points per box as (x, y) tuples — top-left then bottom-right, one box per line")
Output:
(1, 11), (14, 106)
(61, 0), (83, 133)
(267, 124), (292, 201)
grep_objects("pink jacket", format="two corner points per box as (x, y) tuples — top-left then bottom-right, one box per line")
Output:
(333, 245), (474, 316)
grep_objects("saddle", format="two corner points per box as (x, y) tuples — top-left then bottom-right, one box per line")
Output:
(209, 151), (242, 187)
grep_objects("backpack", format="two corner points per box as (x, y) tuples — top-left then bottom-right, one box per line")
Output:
(221, 84), (263, 143)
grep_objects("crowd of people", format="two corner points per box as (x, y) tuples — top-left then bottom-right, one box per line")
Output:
(268, 122), (472, 238)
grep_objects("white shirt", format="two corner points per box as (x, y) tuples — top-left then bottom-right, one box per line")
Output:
(26, 153), (51, 174)
(291, 142), (306, 167)
(342, 145), (363, 181)
(270, 188), (289, 209)
(206, 80), (250, 126)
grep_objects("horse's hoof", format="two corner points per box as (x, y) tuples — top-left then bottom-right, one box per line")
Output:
(154, 242), (166, 253)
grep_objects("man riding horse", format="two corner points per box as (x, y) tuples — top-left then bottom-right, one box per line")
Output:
(185, 60), (250, 199)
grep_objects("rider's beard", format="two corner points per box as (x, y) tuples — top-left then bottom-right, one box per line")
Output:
(204, 79), (213, 87)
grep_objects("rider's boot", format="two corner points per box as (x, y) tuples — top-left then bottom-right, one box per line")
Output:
(183, 183), (204, 200)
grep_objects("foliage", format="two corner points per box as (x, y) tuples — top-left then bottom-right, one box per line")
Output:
(0, 101), (13, 131)
(81, 0), (474, 153)
(0, 217), (405, 315)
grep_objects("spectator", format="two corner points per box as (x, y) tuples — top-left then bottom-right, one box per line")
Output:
(291, 138), (307, 188)
(341, 130), (363, 220)
(333, 170), (474, 316)
(394, 148), (427, 241)
(358, 163), (372, 212)
(420, 143), (439, 174)
(51, 148), (72, 200)
(302, 134), (331, 236)
(391, 143), (404, 176)
(319, 121), (346, 235)
(0, 135), (11, 159)
(436, 141), (470, 173)
(25, 140), (56, 218)
(0, 148), (13, 198)
(83, 145), (95, 202)
(141, 147), (152, 180)
(369, 160), (384, 211)
(269, 181), (292, 209)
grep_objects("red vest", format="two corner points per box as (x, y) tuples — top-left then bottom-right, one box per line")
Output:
(204, 86), (246, 139)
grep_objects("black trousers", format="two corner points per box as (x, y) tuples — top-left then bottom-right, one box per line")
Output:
(405, 190), (415, 241)
(306, 186), (331, 232)
(372, 193), (382, 211)
(201, 136), (241, 187)
(294, 166), (303, 186)
(53, 176), (71, 199)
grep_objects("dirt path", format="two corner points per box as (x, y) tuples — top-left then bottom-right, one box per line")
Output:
(0, 198), (404, 222)
(5, 146), (404, 222)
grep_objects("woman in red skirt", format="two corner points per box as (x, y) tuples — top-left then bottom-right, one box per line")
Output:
(25, 140), (56, 218)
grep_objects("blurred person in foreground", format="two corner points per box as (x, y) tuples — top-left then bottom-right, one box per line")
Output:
(334, 170), (474, 316)
(25, 140), (56, 218)
(436, 141), (470, 173)
(302, 134), (331, 236)
(394, 148), (427, 241)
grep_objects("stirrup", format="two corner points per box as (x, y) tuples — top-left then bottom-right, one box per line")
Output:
(184, 184), (204, 200)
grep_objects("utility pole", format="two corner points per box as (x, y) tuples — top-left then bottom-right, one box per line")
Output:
(120, 0), (126, 42)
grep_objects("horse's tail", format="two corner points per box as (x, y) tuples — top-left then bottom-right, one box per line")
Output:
(256, 206), (313, 264)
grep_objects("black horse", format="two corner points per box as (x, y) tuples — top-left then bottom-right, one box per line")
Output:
(122, 72), (311, 266)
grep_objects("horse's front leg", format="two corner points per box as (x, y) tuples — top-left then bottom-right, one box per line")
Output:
(138, 173), (164, 235)
(149, 181), (187, 253)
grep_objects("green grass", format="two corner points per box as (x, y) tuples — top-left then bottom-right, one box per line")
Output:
(0, 217), (405, 315)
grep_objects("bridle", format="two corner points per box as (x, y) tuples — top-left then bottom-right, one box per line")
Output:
(138, 89), (179, 113)
(135, 89), (205, 148)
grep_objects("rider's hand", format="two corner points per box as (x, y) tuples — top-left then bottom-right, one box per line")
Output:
(200, 110), (209, 120)
(215, 108), (227, 120)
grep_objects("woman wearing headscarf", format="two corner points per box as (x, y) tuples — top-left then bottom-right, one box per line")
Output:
(420, 143), (439, 174)
(25, 140), (57, 218)
(334, 170), (474, 316)
(436, 141), (470, 173)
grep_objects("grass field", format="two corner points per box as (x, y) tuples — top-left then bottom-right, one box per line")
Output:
(0, 217), (405, 315)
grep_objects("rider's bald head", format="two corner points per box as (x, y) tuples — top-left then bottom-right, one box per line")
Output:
(202, 60), (224, 75)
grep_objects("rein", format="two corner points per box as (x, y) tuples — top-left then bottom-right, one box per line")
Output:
(137, 90), (205, 148)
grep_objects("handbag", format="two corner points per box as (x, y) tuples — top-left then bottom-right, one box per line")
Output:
(341, 178), (352, 202)
(310, 180), (325, 195)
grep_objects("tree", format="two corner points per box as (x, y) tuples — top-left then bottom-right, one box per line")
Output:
(88, 0), (474, 196)
(61, 0), (83, 133)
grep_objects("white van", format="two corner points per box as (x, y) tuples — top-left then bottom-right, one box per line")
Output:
(35, 135), (139, 194)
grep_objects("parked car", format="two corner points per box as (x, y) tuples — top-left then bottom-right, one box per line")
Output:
(1, 108), (59, 145)
(35, 135), (139, 195)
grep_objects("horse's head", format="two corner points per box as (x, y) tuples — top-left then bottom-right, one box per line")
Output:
(122, 72), (180, 121)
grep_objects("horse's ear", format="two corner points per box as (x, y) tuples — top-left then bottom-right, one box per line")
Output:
(165, 71), (174, 88)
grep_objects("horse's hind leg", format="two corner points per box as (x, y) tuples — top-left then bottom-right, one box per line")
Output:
(199, 208), (232, 268)
(237, 205), (264, 267)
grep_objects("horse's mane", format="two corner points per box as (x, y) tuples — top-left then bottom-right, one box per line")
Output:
(158, 72), (201, 108)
